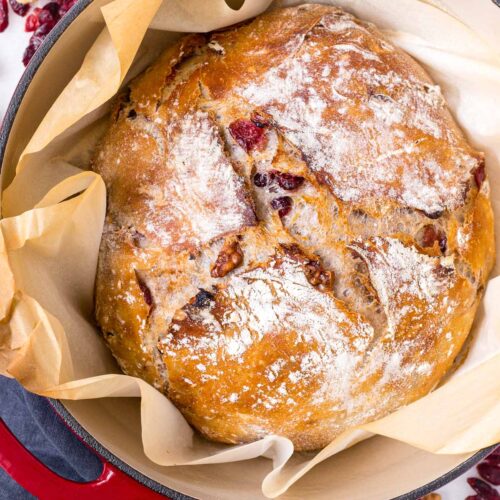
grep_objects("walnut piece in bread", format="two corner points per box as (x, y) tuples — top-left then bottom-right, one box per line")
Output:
(93, 5), (495, 451)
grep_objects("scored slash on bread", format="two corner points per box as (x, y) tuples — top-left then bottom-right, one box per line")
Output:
(163, 244), (375, 449)
(93, 4), (495, 450)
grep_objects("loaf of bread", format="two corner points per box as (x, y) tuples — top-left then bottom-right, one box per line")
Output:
(93, 4), (495, 451)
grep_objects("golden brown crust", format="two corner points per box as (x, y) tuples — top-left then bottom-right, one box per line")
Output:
(93, 5), (495, 450)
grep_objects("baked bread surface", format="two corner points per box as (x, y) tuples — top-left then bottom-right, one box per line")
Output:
(93, 4), (495, 451)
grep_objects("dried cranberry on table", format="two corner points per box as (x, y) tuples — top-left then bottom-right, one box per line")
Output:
(59, 0), (76, 15)
(422, 448), (500, 500)
(18, 0), (78, 66)
(486, 447), (500, 466)
(36, 13), (57, 33)
(478, 462), (500, 486)
(25, 2), (58, 33)
(467, 477), (500, 500)
(0, 0), (8, 33)
(22, 22), (52, 66)
(9, 0), (29, 16)
(25, 8), (40, 31)
(36, 1), (59, 26)
(0, 0), (33, 34)
(22, 33), (44, 66)
(460, 447), (500, 500)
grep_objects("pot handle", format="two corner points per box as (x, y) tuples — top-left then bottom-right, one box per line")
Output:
(0, 418), (169, 499)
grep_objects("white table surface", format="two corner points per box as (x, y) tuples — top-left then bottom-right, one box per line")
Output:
(0, 4), (497, 500)
(0, 8), (31, 119)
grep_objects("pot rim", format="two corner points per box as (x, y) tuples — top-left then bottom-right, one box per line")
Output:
(0, 1), (497, 498)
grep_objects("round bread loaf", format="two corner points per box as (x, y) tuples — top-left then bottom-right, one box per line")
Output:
(93, 4), (495, 451)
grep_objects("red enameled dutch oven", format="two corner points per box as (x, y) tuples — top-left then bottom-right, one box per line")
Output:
(0, 0), (498, 498)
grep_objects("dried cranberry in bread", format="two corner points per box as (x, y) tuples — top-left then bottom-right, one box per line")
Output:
(93, 5), (495, 451)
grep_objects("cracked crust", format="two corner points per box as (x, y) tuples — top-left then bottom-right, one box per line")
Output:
(92, 5), (495, 451)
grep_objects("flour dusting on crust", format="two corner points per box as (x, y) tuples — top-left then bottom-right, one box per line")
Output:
(238, 10), (478, 214)
(163, 110), (256, 247)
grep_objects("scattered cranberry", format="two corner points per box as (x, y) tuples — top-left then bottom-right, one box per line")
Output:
(467, 477), (500, 499)
(38, 2), (61, 20)
(2, 0), (73, 39)
(8, 0), (29, 16)
(36, 17), (56, 35)
(43, 1), (59, 16)
(18, 0), (78, 66)
(229, 118), (266, 152)
(59, 0), (76, 15)
(474, 163), (486, 188)
(253, 172), (268, 187)
(0, 0), (8, 33)
(478, 463), (500, 486)
(23, 24), (54, 66)
(24, 2), (58, 33)
(487, 448), (500, 466)
(22, 44), (36, 65)
(270, 170), (305, 191)
(425, 449), (500, 500)
(34, 3), (58, 29)
(25, 9), (40, 31)
(270, 196), (293, 218)
(22, 33), (43, 65)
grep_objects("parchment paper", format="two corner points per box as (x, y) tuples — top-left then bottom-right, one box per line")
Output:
(1, 0), (499, 497)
